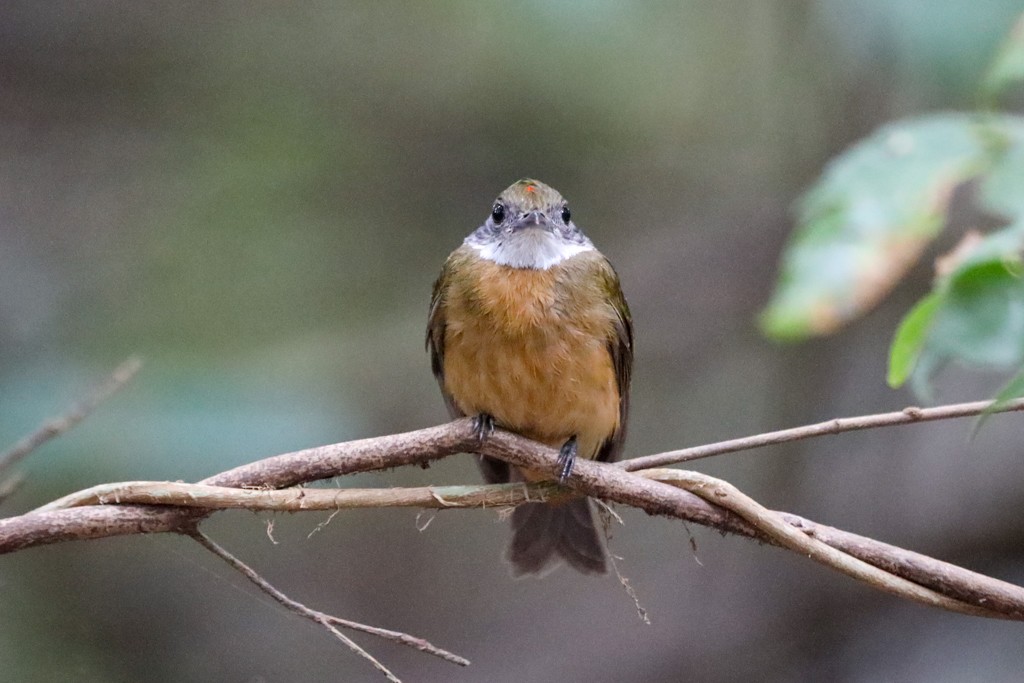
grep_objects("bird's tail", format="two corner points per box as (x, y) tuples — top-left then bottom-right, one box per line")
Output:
(507, 499), (607, 576)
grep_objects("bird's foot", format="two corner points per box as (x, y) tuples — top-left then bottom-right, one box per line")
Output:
(471, 413), (495, 442)
(556, 436), (578, 484)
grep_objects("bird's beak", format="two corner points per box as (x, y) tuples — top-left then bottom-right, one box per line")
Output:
(511, 210), (553, 231)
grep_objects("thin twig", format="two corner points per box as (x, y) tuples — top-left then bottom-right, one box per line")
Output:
(0, 357), (142, 479)
(34, 480), (554, 514)
(189, 529), (401, 682)
(0, 473), (25, 504)
(605, 549), (649, 625)
(622, 397), (1024, 471)
(189, 528), (469, 681)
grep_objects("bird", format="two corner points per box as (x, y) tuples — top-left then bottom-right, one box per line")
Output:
(427, 179), (632, 576)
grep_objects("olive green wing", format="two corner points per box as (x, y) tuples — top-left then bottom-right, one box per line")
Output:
(596, 260), (633, 464)
(426, 260), (461, 419)
(427, 255), (511, 483)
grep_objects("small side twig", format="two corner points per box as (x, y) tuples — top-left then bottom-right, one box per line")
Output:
(0, 473), (25, 504)
(623, 397), (1024, 470)
(188, 528), (469, 683)
(607, 551), (649, 625)
(0, 356), (142, 483)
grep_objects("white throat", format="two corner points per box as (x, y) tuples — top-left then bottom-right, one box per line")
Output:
(467, 230), (593, 270)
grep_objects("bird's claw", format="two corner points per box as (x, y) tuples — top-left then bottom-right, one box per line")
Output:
(471, 413), (495, 442)
(556, 436), (578, 484)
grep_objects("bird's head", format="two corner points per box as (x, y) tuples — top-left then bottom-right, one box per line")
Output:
(465, 179), (593, 270)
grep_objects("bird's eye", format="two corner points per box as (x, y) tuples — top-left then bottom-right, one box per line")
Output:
(491, 203), (506, 224)
(561, 205), (571, 223)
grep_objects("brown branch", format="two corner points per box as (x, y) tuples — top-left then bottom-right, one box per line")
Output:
(0, 421), (476, 555)
(31, 472), (1024, 619)
(3, 399), (1024, 623)
(773, 512), (1024, 616)
(34, 480), (555, 513)
(0, 421), (479, 554)
(481, 429), (1024, 619)
(4, 379), (1023, 680)
(622, 397), (1024, 471)
(647, 469), (999, 618)
(188, 529), (469, 682)
(37, 475), (1021, 619)
(0, 356), (142, 487)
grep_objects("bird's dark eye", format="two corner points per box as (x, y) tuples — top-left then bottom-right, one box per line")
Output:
(561, 205), (571, 223)
(491, 203), (506, 223)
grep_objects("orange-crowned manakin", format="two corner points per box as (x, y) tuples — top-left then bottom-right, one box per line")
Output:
(427, 179), (633, 576)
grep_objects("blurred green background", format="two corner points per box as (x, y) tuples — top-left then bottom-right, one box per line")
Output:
(3, 2), (1024, 681)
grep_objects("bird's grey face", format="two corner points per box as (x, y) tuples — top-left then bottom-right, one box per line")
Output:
(465, 179), (593, 270)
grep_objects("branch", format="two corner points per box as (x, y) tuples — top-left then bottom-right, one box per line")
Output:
(18, 396), (1021, 551)
(622, 397), (1024, 470)
(33, 475), (1024, 619)
(648, 469), (1000, 618)
(0, 421), (477, 554)
(35, 480), (558, 513)
(481, 429), (1024, 619)
(189, 529), (468, 683)
(4, 400), (1024, 623)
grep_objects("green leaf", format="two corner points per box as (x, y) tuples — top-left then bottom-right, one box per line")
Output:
(927, 260), (1024, 367)
(906, 226), (1024, 393)
(991, 362), (1024, 401)
(978, 117), (1024, 220)
(761, 114), (990, 340)
(887, 293), (941, 388)
(974, 365), (1024, 434)
(981, 12), (1024, 103)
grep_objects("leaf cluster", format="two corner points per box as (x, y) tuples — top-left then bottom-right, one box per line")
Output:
(762, 13), (1024, 401)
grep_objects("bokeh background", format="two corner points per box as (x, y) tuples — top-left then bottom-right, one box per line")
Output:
(2, 2), (1024, 681)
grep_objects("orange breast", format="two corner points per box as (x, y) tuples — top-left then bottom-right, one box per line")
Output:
(441, 255), (620, 461)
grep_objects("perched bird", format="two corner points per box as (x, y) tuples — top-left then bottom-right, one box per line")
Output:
(427, 179), (632, 576)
